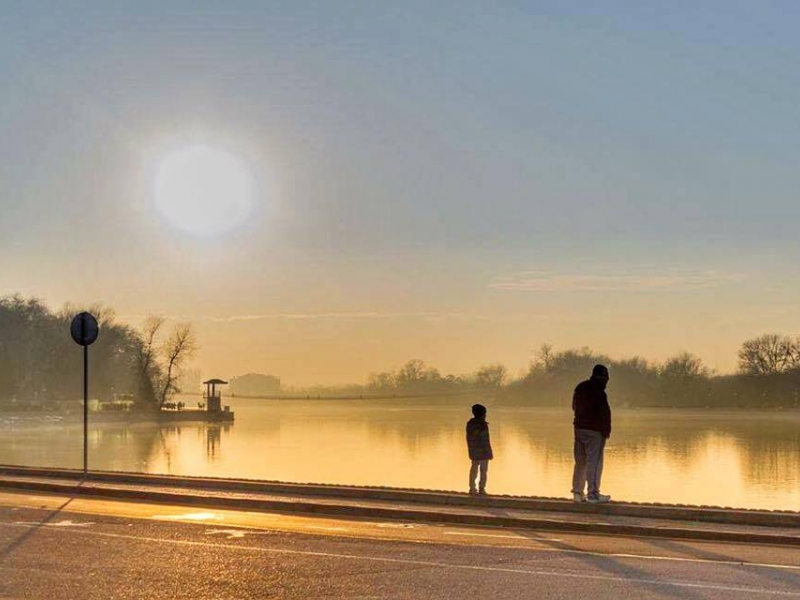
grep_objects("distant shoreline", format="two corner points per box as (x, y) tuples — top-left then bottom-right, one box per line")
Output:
(5, 402), (800, 421)
(178, 390), (484, 401)
(233, 391), (482, 401)
(0, 409), (234, 425)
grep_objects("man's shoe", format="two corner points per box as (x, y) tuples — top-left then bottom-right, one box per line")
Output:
(478, 489), (488, 496)
(586, 493), (611, 504)
(572, 492), (585, 503)
(469, 489), (478, 496)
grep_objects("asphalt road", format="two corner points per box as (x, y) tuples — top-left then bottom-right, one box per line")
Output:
(1, 491), (800, 599)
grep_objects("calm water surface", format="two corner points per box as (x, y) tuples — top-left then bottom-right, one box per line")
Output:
(2, 397), (800, 511)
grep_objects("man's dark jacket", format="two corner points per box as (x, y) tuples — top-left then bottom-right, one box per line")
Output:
(466, 417), (493, 461)
(572, 378), (612, 438)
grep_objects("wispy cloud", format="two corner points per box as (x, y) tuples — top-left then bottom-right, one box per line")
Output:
(489, 270), (746, 292)
(119, 312), (434, 323)
(199, 311), (540, 323)
(203, 312), (439, 323)
(118, 311), (543, 325)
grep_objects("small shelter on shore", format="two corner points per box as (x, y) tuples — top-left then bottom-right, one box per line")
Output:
(152, 378), (233, 423)
(203, 378), (228, 413)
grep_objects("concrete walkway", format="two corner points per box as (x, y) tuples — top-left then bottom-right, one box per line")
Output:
(1, 465), (799, 546)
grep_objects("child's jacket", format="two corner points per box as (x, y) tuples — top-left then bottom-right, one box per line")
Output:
(466, 417), (494, 461)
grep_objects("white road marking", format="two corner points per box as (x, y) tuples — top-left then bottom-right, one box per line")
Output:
(375, 523), (416, 529)
(609, 552), (782, 568)
(205, 528), (247, 539)
(2, 522), (800, 597)
(206, 529), (277, 539)
(444, 531), (562, 542)
(439, 529), (800, 572)
(13, 519), (94, 528)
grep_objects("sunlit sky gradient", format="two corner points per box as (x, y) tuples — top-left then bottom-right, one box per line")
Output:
(2, 2), (800, 385)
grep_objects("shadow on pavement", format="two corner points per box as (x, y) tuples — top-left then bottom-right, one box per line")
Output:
(645, 537), (800, 591)
(482, 506), (706, 600)
(0, 494), (78, 561)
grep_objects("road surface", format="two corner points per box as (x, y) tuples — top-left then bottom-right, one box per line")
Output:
(1, 490), (799, 599)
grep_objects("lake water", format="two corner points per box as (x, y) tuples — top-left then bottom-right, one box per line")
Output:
(2, 397), (800, 511)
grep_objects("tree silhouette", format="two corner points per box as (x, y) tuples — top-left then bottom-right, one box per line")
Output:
(157, 323), (197, 408)
(738, 334), (800, 375)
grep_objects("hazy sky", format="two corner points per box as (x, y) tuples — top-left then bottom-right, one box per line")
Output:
(2, 2), (800, 385)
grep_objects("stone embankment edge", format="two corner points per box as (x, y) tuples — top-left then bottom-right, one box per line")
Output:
(1, 477), (800, 547)
(0, 469), (799, 546)
(1, 465), (798, 528)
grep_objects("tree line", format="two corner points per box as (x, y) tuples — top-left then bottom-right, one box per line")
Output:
(501, 337), (800, 408)
(0, 295), (195, 412)
(364, 360), (507, 394)
(317, 336), (800, 408)
(4, 294), (800, 410)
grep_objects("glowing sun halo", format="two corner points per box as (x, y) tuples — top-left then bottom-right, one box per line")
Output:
(154, 145), (254, 235)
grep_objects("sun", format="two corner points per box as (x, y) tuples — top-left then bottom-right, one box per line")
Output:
(154, 145), (254, 236)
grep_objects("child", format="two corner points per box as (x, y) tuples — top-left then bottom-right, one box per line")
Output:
(466, 403), (493, 495)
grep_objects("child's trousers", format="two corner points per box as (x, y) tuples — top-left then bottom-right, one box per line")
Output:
(469, 459), (489, 492)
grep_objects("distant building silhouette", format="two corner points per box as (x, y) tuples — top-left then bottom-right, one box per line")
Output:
(229, 373), (281, 397)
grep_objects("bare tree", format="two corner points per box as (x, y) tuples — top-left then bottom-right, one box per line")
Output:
(135, 316), (165, 408)
(537, 343), (554, 371)
(525, 343), (554, 378)
(790, 338), (800, 369)
(661, 352), (709, 378)
(657, 352), (710, 407)
(158, 323), (197, 407)
(138, 316), (165, 371)
(367, 371), (395, 390)
(87, 303), (117, 328)
(475, 364), (508, 389)
(391, 359), (444, 391)
(738, 334), (800, 375)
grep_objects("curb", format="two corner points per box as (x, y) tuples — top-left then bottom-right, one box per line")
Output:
(2, 476), (800, 547)
(1, 465), (799, 528)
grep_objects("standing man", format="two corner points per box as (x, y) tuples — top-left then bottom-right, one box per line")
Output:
(571, 364), (612, 503)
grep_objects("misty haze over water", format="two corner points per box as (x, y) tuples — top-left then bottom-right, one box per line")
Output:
(2, 397), (799, 511)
